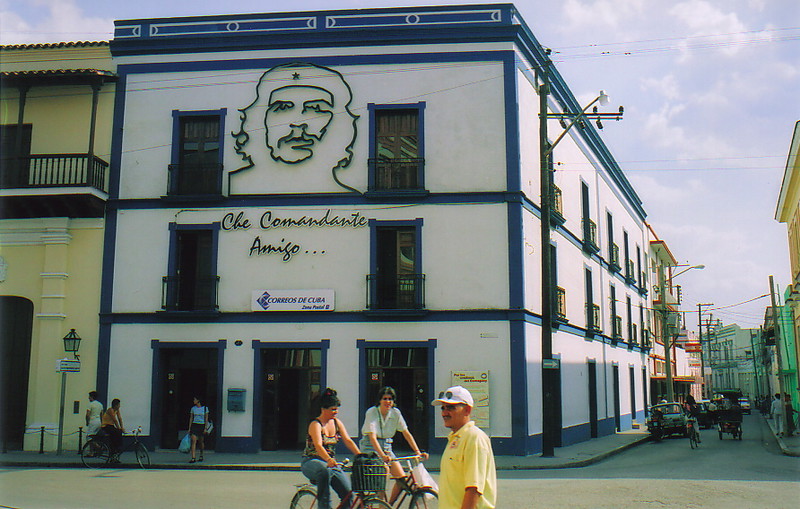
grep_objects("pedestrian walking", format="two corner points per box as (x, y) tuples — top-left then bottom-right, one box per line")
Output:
(432, 385), (496, 509)
(770, 393), (785, 437)
(188, 396), (210, 463)
(784, 393), (797, 437)
(85, 391), (103, 436)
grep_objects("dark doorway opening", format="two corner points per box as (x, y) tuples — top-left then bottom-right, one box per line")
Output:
(158, 348), (218, 449)
(364, 347), (429, 451)
(588, 361), (598, 438)
(261, 348), (321, 451)
(612, 364), (621, 431)
(0, 297), (33, 451)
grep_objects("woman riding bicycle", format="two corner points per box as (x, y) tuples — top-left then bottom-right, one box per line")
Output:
(301, 388), (362, 509)
(360, 386), (428, 503)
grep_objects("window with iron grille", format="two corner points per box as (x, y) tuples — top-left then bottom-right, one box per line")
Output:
(169, 112), (224, 195)
(368, 222), (424, 310)
(163, 225), (219, 311)
(369, 104), (425, 192)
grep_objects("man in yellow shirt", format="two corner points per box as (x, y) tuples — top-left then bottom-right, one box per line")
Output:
(432, 385), (496, 509)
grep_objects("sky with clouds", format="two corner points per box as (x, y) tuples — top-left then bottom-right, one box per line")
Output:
(2, 0), (798, 331)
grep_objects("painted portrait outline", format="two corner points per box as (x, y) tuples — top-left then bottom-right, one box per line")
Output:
(231, 62), (359, 193)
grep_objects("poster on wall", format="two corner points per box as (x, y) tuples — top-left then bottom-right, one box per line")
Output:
(251, 290), (334, 311)
(451, 371), (490, 428)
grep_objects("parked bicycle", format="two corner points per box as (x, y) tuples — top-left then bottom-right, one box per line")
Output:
(687, 416), (701, 449)
(80, 425), (150, 468)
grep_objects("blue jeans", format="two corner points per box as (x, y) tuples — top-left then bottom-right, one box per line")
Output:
(301, 457), (351, 509)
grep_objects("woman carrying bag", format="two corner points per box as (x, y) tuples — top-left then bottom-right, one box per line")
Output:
(188, 396), (210, 463)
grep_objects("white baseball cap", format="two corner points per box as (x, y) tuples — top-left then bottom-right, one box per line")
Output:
(431, 385), (474, 407)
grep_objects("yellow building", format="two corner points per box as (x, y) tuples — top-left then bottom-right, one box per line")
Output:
(776, 120), (800, 404)
(0, 42), (115, 451)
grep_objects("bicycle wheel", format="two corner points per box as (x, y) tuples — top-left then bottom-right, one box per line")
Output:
(135, 442), (151, 468)
(289, 487), (317, 509)
(81, 439), (111, 468)
(360, 496), (393, 509)
(409, 488), (438, 509)
(689, 431), (697, 449)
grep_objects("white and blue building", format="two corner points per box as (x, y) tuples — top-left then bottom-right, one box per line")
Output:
(101, 4), (652, 454)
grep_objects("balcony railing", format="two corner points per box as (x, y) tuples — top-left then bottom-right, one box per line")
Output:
(368, 158), (424, 192)
(609, 244), (621, 272)
(582, 218), (600, 254)
(0, 153), (108, 192)
(631, 323), (638, 346)
(625, 260), (636, 284)
(612, 315), (623, 342)
(161, 275), (220, 311)
(639, 271), (648, 294)
(366, 273), (425, 311)
(167, 163), (223, 196)
(554, 286), (567, 322)
(550, 185), (565, 226)
(587, 303), (602, 332)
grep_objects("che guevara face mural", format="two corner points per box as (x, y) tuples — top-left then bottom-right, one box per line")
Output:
(232, 63), (359, 192)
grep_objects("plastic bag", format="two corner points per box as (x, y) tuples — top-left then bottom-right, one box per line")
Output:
(411, 462), (438, 491)
(204, 420), (214, 435)
(178, 433), (191, 453)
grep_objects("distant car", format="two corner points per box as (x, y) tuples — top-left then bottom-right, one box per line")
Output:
(738, 397), (751, 414)
(647, 402), (689, 438)
(695, 401), (715, 429)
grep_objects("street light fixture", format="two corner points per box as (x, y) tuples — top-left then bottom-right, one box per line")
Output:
(539, 67), (623, 457)
(56, 328), (81, 455)
(659, 264), (704, 402)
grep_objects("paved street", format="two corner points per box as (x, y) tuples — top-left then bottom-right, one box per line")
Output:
(1, 415), (797, 508)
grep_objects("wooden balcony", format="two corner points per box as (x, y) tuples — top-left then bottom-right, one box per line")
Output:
(0, 153), (109, 218)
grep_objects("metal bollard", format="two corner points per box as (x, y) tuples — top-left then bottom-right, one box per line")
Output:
(39, 426), (45, 454)
(78, 426), (83, 453)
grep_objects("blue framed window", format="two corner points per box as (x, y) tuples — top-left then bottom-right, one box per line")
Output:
(162, 222), (220, 311)
(168, 109), (226, 196)
(367, 103), (426, 195)
(367, 219), (425, 312)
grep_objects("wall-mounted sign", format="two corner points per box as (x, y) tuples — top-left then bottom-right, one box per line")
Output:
(252, 289), (334, 311)
(451, 370), (490, 428)
(56, 359), (81, 373)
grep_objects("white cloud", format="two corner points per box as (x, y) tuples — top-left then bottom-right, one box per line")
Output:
(669, 0), (750, 59)
(561, 0), (646, 29)
(0, 0), (112, 45)
(640, 75), (681, 101)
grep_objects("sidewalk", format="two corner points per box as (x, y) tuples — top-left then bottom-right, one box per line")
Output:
(1, 429), (649, 471)
(763, 413), (800, 457)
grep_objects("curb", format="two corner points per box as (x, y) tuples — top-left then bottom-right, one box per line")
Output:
(761, 414), (800, 457)
(1, 436), (651, 471)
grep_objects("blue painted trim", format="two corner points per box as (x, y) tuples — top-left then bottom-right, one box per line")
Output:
(251, 339), (329, 453)
(166, 221), (221, 278)
(509, 318), (529, 453)
(149, 339), (227, 451)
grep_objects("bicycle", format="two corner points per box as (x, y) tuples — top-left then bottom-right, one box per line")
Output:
(290, 459), (392, 509)
(80, 426), (150, 468)
(687, 417), (701, 449)
(384, 455), (438, 509)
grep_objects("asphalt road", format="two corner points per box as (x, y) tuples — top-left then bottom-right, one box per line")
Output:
(1, 414), (797, 508)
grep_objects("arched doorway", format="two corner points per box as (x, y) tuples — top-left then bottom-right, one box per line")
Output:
(0, 296), (33, 451)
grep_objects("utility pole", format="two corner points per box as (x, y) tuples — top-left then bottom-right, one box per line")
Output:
(768, 275), (786, 399)
(697, 303), (713, 399)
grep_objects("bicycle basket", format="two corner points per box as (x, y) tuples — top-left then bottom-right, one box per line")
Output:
(351, 453), (386, 492)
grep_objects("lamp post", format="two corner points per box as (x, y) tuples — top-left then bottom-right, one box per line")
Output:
(658, 265), (703, 402)
(697, 303), (713, 398)
(539, 65), (623, 457)
(56, 329), (81, 455)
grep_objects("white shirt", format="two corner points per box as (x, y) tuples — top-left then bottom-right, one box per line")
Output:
(361, 406), (407, 438)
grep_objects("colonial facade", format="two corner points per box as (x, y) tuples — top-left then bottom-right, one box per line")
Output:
(97, 4), (654, 455)
(0, 42), (116, 451)
(776, 120), (800, 406)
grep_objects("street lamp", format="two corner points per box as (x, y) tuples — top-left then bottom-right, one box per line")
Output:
(658, 264), (704, 402)
(539, 66), (623, 457)
(62, 328), (81, 359)
(56, 328), (81, 455)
